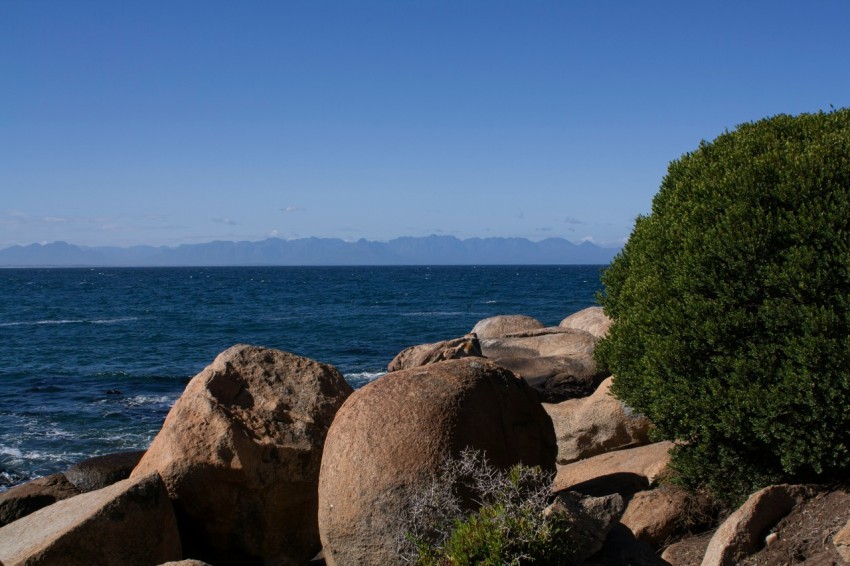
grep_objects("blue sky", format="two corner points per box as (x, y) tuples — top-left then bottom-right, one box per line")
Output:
(2, 1), (848, 249)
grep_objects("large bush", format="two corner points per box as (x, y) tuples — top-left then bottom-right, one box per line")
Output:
(597, 109), (850, 502)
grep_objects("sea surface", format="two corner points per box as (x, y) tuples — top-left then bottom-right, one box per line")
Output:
(0, 265), (604, 491)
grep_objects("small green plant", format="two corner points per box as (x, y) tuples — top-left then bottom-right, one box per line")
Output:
(597, 109), (850, 503)
(398, 448), (577, 565)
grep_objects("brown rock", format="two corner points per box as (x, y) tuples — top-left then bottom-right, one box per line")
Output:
(470, 314), (545, 338)
(64, 449), (146, 492)
(836, 518), (850, 563)
(387, 333), (482, 371)
(701, 484), (813, 566)
(620, 484), (693, 548)
(480, 328), (601, 390)
(0, 473), (80, 527)
(544, 376), (651, 465)
(318, 358), (557, 566)
(552, 441), (674, 496)
(546, 491), (625, 560)
(132, 344), (353, 566)
(559, 306), (613, 338)
(0, 472), (180, 566)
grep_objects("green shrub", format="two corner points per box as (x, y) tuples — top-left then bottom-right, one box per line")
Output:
(596, 109), (850, 503)
(399, 448), (577, 565)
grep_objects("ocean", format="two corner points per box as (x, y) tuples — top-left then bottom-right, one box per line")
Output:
(0, 265), (604, 491)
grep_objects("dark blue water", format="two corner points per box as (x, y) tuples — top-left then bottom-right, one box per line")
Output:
(0, 266), (603, 490)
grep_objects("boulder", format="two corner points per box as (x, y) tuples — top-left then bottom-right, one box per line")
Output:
(132, 344), (353, 566)
(64, 449), (146, 492)
(545, 491), (625, 560)
(318, 358), (557, 566)
(835, 517), (850, 563)
(540, 368), (608, 402)
(700, 484), (812, 566)
(553, 441), (674, 496)
(559, 306), (613, 338)
(544, 376), (651, 465)
(387, 333), (482, 371)
(470, 314), (545, 338)
(619, 484), (693, 548)
(480, 328), (602, 390)
(0, 472), (180, 565)
(0, 473), (80, 526)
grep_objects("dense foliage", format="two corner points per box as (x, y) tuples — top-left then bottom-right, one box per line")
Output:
(597, 109), (850, 502)
(399, 449), (577, 565)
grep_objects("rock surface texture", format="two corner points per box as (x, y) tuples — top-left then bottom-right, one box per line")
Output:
(553, 441), (674, 496)
(546, 491), (625, 560)
(318, 358), (557, 566)
(0, 473), (80, 527)
(132, 344), (353, 566)
(479, 327), (601, 393)
(0, 472), (180, 566)
(700, 484), (812, 566)
(470, 314), (545, 338)
(387, 333), (482, 371)
(544, 376), (651, 465)
(619, 484), (694, 548)
(835, 518), (850, 563)
(559, 306), (613, 338)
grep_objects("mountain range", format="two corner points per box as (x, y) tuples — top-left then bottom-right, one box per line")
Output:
(0, 236), (621, 267)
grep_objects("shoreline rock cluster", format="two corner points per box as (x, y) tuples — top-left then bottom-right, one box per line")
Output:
(1, 307), (848, 565)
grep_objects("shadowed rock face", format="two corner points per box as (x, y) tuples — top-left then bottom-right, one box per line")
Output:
(132, 344), (353, 566)
(318, 358), (557, 566)
(65, 450), (146, 493)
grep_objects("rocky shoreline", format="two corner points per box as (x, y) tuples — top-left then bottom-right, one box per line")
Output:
(1, 307), (848, 565)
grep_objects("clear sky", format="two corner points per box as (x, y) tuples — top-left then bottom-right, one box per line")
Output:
(2, 1), (848, 249)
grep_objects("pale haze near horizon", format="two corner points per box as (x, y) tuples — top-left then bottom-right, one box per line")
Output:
(2, 1), (848, 250)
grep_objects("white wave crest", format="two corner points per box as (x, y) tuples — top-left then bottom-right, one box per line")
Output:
(345, 371), (385, 383)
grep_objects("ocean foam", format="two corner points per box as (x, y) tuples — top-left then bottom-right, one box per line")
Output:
(0, 317), (138, 327)
(345, 371), (386, 383)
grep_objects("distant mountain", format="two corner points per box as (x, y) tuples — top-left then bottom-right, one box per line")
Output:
(0, 236), (620, 267)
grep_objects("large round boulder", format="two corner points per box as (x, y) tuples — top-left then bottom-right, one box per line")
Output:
(132, 345), (353, 566)
(471, 314), (545, 338)
(318, 358), (557, 566)
(559, 306), (613, 338)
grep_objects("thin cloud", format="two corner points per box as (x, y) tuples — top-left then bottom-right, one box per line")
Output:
(536, 227), (553, 233)
(515, 212), (525, 220)
(281, 206), (305, 213)
(564, 216), (583, 225)
(213, 217), (238, 226)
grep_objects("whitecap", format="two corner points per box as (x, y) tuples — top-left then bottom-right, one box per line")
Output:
(401, 311), (467, 317)
(0, 446), (23, 459)
(345, 371), (386, 383)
